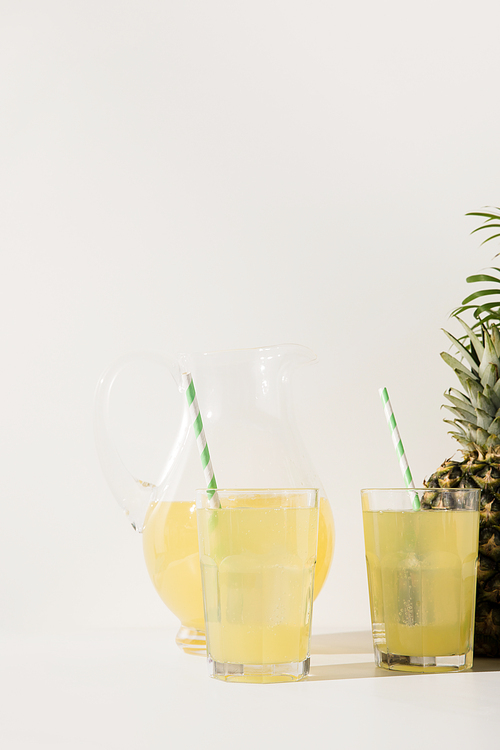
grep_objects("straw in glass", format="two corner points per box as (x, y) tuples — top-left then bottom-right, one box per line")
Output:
(182, 372), (220, 509)
(379, 387), (420, 510)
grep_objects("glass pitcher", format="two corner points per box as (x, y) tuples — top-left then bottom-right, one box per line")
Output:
(94, 344), (335, 654)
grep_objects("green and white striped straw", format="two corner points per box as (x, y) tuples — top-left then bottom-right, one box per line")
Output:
(182, 372), (220, 509)
(379, 387), (420, 510)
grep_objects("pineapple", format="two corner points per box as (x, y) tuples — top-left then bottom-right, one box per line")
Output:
(425, 207), (500, 656)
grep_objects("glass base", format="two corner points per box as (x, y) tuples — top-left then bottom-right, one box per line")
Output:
(374, 645), (473, 673)
(208, 656), (310, 683)
(175, 626), (206, 656)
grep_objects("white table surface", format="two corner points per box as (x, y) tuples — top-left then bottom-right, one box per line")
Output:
(2, 627), (499, 750)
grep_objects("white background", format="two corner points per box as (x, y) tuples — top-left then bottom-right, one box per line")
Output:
(2, 0), (500, 638)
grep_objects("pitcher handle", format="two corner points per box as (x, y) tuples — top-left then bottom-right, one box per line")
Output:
(94, 352), (182, 532)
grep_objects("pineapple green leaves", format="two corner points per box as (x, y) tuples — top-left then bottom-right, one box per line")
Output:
(468, 207), (500, 246)
(441, 321), (500, 454)
(438, 208), (500, 456)
(453, 208), (500, 332)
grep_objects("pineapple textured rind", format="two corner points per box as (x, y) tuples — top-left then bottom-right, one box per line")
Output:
(425, 457), (500, 655)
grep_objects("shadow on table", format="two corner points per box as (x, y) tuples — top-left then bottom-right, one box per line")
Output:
(310, 631), (373, 655)
(307, 631), (500, 681)
(473, 657), (500, 672)
(308, 631), (393, 682)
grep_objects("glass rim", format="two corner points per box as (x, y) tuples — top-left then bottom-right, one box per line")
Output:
(361, 486), (480, 511)
(361, 487), (480, 493)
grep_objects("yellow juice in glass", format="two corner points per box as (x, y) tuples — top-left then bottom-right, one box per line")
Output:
(197, 491), (319, 682)
(142, 497), (333, 653)
(363, 509), (479, 664)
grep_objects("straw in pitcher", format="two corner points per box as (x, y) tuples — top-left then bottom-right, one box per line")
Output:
(182, 372), (220, 509)
(379, 387), (420, 510)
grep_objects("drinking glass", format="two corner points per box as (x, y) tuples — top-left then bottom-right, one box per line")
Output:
(196, 489), (319, 683)
(361, 488), (480, 673)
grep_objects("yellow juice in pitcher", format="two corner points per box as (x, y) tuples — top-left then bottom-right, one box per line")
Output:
(197, 504), (319, 666)
(363, 509), (479, 657)
(142, 501), (204, 631)
(142, 497), (333, 638)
